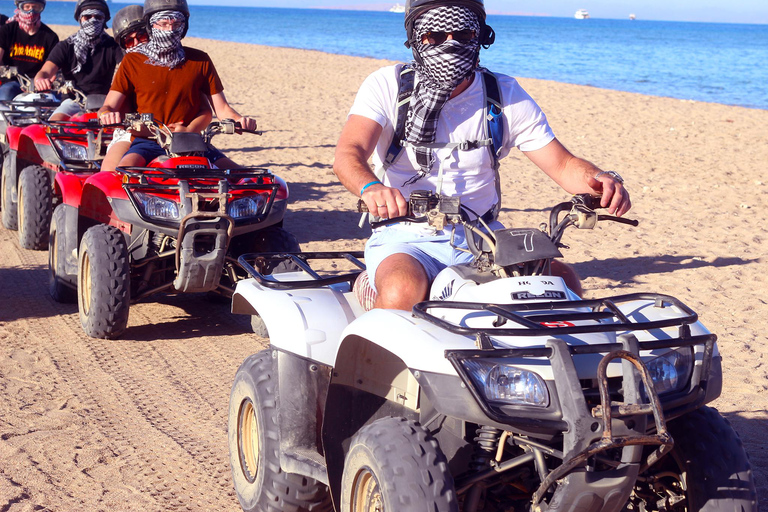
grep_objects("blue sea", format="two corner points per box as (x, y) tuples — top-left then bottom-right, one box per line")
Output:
(2, 1), (766, 110)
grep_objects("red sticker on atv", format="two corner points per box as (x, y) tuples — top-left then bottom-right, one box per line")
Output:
(540, 321), (575, 328)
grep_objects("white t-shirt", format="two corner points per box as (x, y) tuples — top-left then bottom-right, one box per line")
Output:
(349, 64), (555, 215)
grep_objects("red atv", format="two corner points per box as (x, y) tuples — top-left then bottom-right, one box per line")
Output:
(0, 67), (61, 232)
(1, 78), (108, 249)
(49, 114), (298, 339)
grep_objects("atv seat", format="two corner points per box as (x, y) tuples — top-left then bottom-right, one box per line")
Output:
(170, 132), (208, 154)
(353, 270), (377, 311)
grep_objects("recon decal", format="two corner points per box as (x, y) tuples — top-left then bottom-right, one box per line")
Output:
(511, 290), (567, 300)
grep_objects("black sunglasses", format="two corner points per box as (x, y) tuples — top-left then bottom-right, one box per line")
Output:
(421, 29), (476, 45)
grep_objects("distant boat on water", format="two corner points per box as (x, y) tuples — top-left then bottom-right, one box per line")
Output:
(629, 13), (636, 20)
(574, 9), (590, 19)
(389, 3), (405, 13)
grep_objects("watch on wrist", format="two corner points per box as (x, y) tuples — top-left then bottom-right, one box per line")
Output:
(595, 170), (624, 184)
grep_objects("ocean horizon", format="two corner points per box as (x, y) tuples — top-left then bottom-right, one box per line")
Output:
(2, 1), (766, 110)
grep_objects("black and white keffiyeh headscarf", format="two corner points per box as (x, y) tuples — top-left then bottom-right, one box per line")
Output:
(139, 11), (186, 69)
(405, 5), (480, 184)
(68, 9), (107, 73)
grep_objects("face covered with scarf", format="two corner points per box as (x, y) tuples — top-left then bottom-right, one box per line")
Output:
(13, 2), (44, 33)
(404, 5), (481, 183)
(139, 10), (186, 69)
(68, 8), (107, 73)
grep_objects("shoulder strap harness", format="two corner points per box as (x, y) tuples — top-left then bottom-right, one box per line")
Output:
(380, 65), (505, 220)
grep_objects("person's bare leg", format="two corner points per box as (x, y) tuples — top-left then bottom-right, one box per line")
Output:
(100, 141), (133, 172)
(49, 113), (69, 122)
(551, 260), (583, 297)
(213, 156), (240, 169)
(374, 253), (429, 310)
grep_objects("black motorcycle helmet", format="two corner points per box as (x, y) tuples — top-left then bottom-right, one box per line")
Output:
(15, 0), (46, 10)
(74, 0), (110, 22)
(143, 0), (190, 38)
(113, 5), (146, 49)
(403, 0), (494, 49)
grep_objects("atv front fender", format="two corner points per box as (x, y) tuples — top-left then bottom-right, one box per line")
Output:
(231, 277), (361, 363)
(54, 172), (87, 207)
(338, 309), (475, 376)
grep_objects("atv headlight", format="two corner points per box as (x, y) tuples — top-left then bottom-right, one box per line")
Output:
(646, 348), (693, 395)
(134, 191), (179, 220)
(228, 194), (267, 219)
(55, 140), (88, 160)
(462, 359), (549, 407)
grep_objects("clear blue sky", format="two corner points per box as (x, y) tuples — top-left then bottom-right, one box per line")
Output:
(112, 0), (768, 24)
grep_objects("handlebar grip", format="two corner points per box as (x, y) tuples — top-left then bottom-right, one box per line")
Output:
(597, 214), (639, 227)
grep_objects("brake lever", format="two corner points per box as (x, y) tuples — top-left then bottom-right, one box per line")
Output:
(597, 215), (639, 227)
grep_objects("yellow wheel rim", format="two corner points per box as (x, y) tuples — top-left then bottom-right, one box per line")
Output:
(17, 181), (23, 231)
(238, 398), (260, 483)
(351, 467), (384, 512)
(79, 249), (91, 315)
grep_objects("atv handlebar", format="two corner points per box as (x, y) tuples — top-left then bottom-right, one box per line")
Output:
(107, 114), (262, 145)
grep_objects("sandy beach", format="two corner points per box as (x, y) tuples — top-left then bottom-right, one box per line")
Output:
(0, 25), (766, 510)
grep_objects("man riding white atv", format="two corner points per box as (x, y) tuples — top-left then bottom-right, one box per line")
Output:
(227, 192), (756, 512)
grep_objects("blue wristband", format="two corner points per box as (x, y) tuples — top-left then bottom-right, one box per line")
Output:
(360, 180), (381, 196)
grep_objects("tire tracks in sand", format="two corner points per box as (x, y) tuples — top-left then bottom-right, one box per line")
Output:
(0, 225), (266, 510)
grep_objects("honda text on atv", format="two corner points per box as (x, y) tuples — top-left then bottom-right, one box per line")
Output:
(8, 81), (108, 250)
(49, 114), (298, 340)
(0, 66), (60, 233)
(227, 192), (756, 512)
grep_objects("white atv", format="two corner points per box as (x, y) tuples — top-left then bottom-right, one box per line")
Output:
(227, 193), (757, 512)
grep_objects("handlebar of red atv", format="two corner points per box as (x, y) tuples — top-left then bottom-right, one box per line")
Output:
(99, 115), (261, 137)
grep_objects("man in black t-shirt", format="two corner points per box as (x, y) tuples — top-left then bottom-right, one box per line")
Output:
(0, 1), (59, 102)
(34, 0), (121, 120)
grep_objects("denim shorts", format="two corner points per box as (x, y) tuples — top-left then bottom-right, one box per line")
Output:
(125, 137), (226, 165)
(364, 220), (504, 291)
(52, 98), (83, 118)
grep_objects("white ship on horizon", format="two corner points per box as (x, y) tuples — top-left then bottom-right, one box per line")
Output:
(389, 3), (405, 13)
(574, 9), (589, 19)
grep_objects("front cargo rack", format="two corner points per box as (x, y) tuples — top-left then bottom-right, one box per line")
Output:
(414, 293), (701, 339)
(237, 251), (365, 290)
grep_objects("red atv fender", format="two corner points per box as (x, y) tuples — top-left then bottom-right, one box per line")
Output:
(54, 171), (88, 207)
(4, 125), (25, 152)
(18, 123), (53, 168)
(79, 171), (132, 232)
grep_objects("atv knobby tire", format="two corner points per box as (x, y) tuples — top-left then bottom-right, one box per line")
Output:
(340, 416), (458, 512)
(78, 224), (131, 339)
(228, 350), (332, 512)
(18, 165), (52, 250)
(1, 155), (17, 230)
(633, 405), (757, 512)
(48, 204), (76, 303)
(246, 226), (302, 338)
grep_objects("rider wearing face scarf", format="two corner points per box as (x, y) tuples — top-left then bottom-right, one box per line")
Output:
(97, 0), (257, 172)
(69, 8), (109, 73)
(139, 11), (186, 69)
(0, 1), (58, 101)
(405, 5), (481, 182)
(33, 0), (121, 120)
(335, 0), (631, 310)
